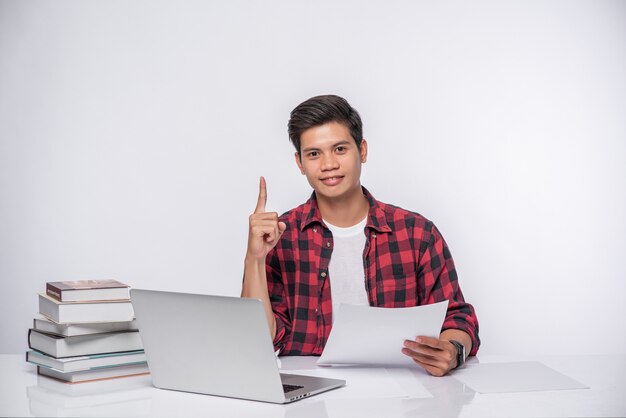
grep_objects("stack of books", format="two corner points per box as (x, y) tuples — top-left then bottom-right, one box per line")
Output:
(26, 280), (149, 383)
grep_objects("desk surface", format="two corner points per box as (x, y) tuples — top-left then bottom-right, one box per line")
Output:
(0, 354), (623, 417)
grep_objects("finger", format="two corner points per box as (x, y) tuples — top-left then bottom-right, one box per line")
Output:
(250, 218), (284, 239)
(404, 339), (444, 356)
(402, 348), (448, 372)
(250, 219), (281, 232)
(250, 212), (279, 222)
(419, 362), (448, 377)
(265, 223), (285, 244)
(250, 221), (282, 243)
(402, 348), (443, 367)
(251, 223), (280, 238)
(413, 336), (446, 349)
(414, 358), (449, 377)
(254, 176), (267, 214)
(403, 342), (455, 368)
(402, 342), (440, 360)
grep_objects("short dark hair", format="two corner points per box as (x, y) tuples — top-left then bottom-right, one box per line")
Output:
(288, 95), (363, 153)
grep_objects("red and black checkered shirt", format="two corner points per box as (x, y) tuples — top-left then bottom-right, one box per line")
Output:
(266, 187), (480, 356)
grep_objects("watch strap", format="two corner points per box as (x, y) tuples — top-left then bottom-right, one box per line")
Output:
(449, 340), (465, 369)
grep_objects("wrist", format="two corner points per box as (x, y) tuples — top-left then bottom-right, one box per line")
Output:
(243, 255), (267, 286)
(245, 253), (266, 266)
(449, 340), (466, 369)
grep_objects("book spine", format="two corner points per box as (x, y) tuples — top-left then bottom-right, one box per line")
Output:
(46, 283), (63, 301)
(28, 329), (34, 350)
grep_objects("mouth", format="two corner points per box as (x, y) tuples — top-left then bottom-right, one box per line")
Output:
(320, 176), (344, 186)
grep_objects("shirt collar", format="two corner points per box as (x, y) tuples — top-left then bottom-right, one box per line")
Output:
(300, 187), (392, 233)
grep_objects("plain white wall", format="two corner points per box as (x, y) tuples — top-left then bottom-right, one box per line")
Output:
(1, 0), (625, 355)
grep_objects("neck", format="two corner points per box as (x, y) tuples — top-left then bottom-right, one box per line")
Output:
(316, 186), (369, 227)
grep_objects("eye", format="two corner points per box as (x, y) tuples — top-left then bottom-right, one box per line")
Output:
(336, 146), (346, 153)
(307, 151), (319, 158)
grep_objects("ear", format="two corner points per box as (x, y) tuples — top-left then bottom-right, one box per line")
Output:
(359, 139), (368, 164)
(294, 152), (305, 175)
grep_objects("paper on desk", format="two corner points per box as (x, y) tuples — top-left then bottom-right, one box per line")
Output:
(452, 361), (589, 393)
(317, 301), (448, 366)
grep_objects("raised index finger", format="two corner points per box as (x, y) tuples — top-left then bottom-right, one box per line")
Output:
(254, 176), (267, 213)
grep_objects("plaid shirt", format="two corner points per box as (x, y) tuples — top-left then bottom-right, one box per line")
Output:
(266, 187), (480, 356)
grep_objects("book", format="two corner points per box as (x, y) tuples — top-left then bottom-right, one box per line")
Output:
(38, 293), (134, 324)
(34, 368), (150, 395)
(46, 279), (130, 302)
(26, 350), (146, 372)
(37, 363), (150, 383)
(33, 316), (138, 337)
(28, 329), (143, 358)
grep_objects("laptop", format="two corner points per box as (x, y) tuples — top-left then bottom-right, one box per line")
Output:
(130, 289), (345, 403)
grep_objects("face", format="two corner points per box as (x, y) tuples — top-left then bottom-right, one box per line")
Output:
(295, 121), (368, 202)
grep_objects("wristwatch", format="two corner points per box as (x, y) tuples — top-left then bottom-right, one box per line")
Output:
(449, 340), (466, 369)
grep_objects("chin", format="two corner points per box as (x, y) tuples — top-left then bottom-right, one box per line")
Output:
(314, 183), (355, 200)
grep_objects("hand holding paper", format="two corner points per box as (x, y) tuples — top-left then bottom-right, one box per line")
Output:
(318, 301), (449, 367)
(401, 335), (459, 376)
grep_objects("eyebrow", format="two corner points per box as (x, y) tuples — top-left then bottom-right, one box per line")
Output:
(301, 140), (352, 153)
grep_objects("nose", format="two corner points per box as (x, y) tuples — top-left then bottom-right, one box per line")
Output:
(321, 153), (339, 171)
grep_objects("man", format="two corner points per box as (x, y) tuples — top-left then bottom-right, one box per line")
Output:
(242, 95), (479, 376)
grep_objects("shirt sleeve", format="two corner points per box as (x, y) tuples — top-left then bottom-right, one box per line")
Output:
(418, 223), (481, 355)
(266, 247), (291, 352)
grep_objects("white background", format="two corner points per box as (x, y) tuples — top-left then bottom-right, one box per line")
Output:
(1, 0), (624, 355)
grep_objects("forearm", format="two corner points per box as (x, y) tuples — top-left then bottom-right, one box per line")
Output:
(241, 256), (277, 340)
(441, 302), (480, 355)
(419, 225), (480, 355)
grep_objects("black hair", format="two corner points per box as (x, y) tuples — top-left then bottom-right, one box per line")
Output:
(288, 95), (363, 153)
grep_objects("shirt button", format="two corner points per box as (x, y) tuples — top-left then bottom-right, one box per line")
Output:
(372, 233), (377, 238)
(313, 228), (317, 233)
(321, 272), (327, 278)
(326, 242), (331, 248)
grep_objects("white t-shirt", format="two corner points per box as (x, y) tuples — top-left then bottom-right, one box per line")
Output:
(324, 217), (369, 323)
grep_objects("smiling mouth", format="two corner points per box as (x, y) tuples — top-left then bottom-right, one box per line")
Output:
(320, 176), (344, 186)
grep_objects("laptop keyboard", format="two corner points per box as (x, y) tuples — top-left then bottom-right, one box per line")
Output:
(283, 384), (304, 393)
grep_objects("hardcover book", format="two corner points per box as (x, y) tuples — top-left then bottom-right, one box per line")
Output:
(37, 363), (150, 383)
(46, 280), (130, 302)
(33, 316), (138, 337)
(38, 293), (134, 324)
(27, 350), (146, 372)
(34, 366), (149, 395)
(28, 329), (143, 358)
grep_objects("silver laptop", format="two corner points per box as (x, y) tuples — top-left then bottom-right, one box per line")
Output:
(130, 289), (345, 403)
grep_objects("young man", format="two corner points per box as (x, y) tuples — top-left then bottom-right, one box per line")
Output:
(242, 95), (479, 376)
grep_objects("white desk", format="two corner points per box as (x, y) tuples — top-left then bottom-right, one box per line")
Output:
(0, 354), (623, 417)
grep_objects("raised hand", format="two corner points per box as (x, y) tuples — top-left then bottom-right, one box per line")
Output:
(247, 176), (287, 261)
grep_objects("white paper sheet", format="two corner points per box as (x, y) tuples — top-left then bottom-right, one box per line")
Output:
(452, 361), (589, 393)
(317, 301), (448, 366)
